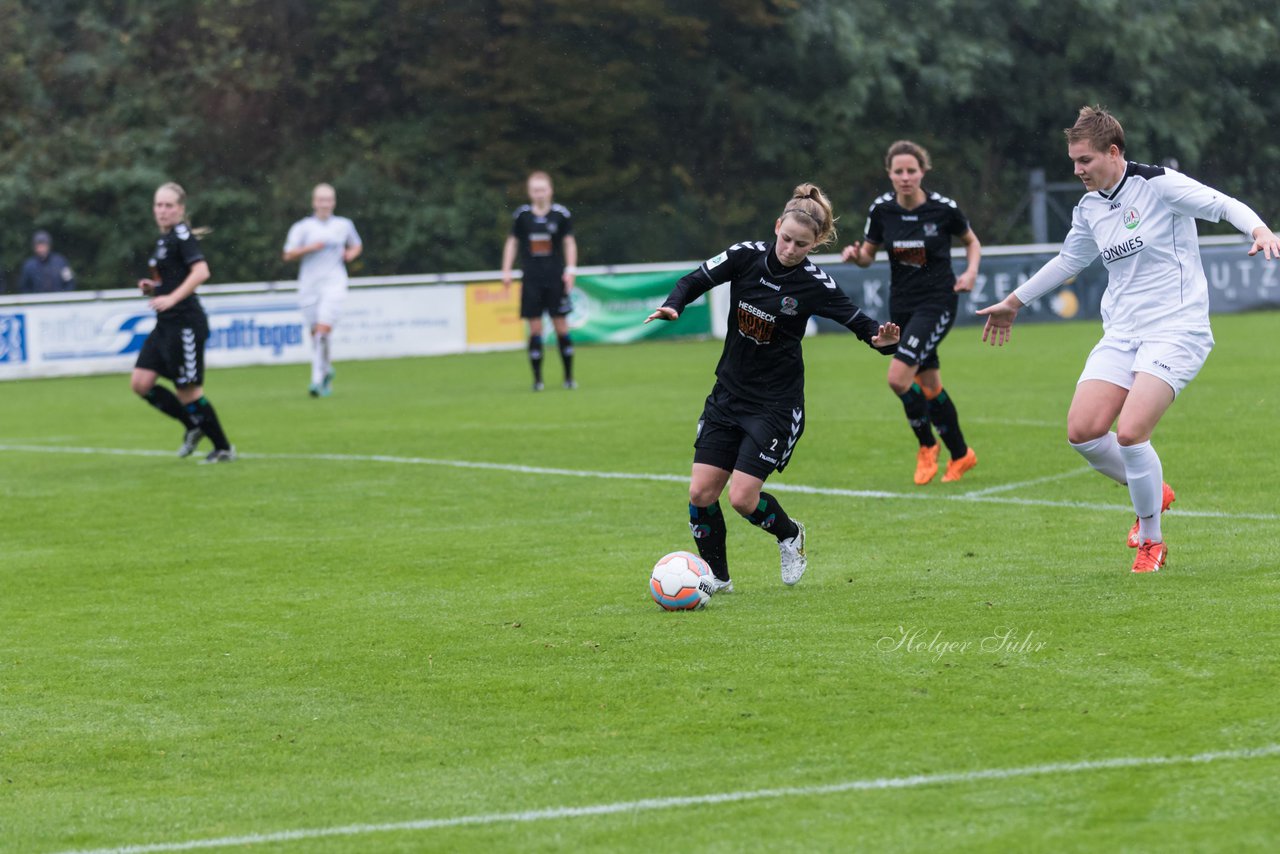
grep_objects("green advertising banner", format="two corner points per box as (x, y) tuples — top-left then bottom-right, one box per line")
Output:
(569, 270), (710, 343)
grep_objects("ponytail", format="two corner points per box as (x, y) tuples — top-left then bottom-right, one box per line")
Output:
(780, 183), (837, 247)
(156, 181), (212, 237)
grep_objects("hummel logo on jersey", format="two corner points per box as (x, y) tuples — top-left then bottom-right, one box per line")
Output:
(901, 215), (919, 221)
(759, 277), (781, 291)
(1101, 235), (1144, 263)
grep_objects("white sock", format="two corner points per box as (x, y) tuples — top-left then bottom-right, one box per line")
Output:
(1070, 432), (1127, 484)
(1119, 440), (1164, 543)
(311, 335), (327, 386)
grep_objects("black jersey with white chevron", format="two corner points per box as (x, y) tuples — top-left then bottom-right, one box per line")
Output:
(510, 203), (573, 282)
(864, 191), (970, 311)
(148, 223), (206, 324)
(662, 241), (893, 407)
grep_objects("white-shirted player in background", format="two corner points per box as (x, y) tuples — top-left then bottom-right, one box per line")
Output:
(283, 183), (363, 397)
(978, 106), (1280, 573)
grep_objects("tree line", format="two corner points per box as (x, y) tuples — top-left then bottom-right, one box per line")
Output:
(2, 0), (1276, 291)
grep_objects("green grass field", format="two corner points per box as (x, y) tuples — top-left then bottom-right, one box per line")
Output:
(3, 313), (1279, 853)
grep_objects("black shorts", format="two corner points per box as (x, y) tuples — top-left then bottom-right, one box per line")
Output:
(520, 276), (572, 319)
(891, 298), (957, 371)
(135, 315), (209, 388)
(693, 383), (805, 480)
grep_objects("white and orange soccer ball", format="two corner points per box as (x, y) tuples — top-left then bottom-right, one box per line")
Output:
(649, 551), (715, 611)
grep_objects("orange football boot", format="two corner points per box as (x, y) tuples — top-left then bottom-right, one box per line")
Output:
(914, 444), (939, 485)
(1132, 540), (1168, 573)
(941, 448), (978, 483)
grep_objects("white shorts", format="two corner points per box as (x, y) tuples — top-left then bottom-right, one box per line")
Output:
(299, 278), (348, 329)
(1078, 330), (1213, 397)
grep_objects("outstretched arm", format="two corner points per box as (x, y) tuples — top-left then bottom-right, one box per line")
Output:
(975, 293), (1025, 347)
(645, 306), (679, 323)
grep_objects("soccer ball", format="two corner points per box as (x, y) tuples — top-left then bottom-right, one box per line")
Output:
(649, 551), (715, 611)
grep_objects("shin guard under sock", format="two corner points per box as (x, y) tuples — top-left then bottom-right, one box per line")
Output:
(898, 383), (936, 447)
(144, 386), (193, 426)
(924, 386), (969, 459)
(186, 397), (231, 451)
(742, 492), (799, 541)
(689, 502), (729, 581)
(528, 334), (544, 384)
(557, 334), (574, 383)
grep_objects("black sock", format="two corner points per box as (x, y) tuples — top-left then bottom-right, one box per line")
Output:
(926, 387), (969, 458)
(185, 397), (231, 451)
(742, 492), (799, 541)
(144, 387), (193, 426)
(528, 334), (543, 383)
(898, 382), (936, 447)
(557, 334), (574, 382)
(689, 502), (729, 581)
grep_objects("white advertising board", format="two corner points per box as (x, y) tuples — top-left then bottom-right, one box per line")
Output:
(0, 285), (465, 381)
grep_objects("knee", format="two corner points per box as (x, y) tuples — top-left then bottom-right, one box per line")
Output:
(1066, 428), (1092, 446)
(1066, 418), (1107, 446)
(726, 484), (759, 517)
(1114, 428), (1149, 447)
(887, 377), (913, 396)
(689, 485), (720, 508)
(130, 376), (153, 397)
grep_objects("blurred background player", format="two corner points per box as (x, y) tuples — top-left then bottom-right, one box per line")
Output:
(646, 183), (900, 591)
(17, 230), (76, 293)
(501, 171), (578, 391)
(842, 140), (982, 485)
(978, 106), (1280, 572)
(130, 182), (235, 463)
(283, 183), (363, 397)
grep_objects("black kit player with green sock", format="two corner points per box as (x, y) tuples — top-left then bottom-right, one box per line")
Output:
(647, 183), (900, 591)
(130, 182), (236, 464)
(842, 140), (982, 485)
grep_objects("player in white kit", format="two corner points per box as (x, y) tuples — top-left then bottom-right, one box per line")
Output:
(978, 107), (1280, 573)
(283, 183), (363, 397)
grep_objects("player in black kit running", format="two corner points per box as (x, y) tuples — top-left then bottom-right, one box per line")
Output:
(843, 140), (982, 485)
(130, 182), (235, 463)
(646, 184), (900, 591)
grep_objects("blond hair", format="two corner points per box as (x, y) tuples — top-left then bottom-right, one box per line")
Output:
(155, 182), (212, 236)
(779, 183), (837, 247)
(1065, 105), (1125, 154)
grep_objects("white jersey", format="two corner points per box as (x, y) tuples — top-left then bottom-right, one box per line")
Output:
(284, 215), (362, 288)
(1015, 162), (1264, 336)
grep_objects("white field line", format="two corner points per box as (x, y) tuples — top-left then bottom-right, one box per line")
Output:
(52, 744), (1280, 854)
(963, 466), (1094, 497)
(1, 443), (1277, 522)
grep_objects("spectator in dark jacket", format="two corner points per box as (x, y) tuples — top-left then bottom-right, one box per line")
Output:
(18, 231), (76, 293)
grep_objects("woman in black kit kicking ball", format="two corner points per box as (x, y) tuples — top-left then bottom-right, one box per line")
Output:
(646, 183), (899, 591)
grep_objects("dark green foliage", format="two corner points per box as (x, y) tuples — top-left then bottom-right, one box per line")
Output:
(2, 1), (1277, 289)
